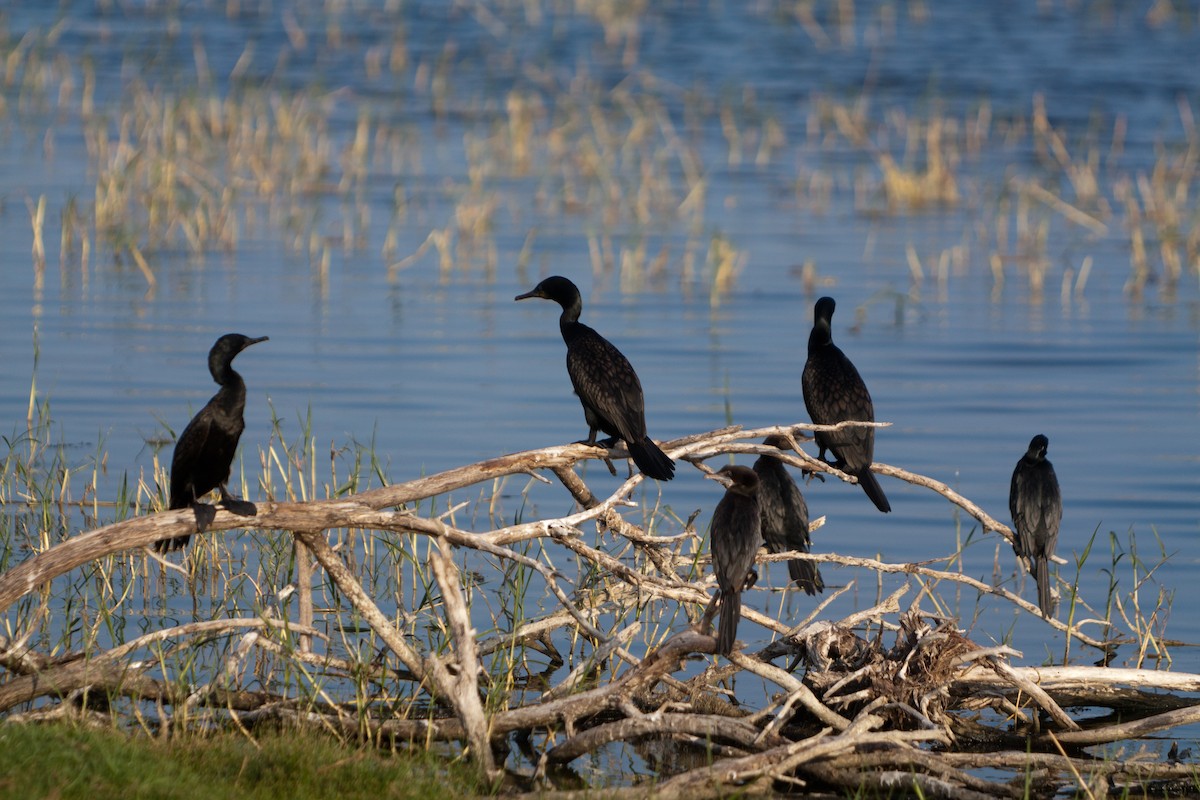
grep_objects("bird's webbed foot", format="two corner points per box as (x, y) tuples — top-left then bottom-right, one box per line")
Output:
(191, 502), (218, 533)
(219, 488), (258, 518)
(573, 433), (619, 475)
(801, 445), (832, 483)
(575, 434), (619, 450)
(801, 468), (828, 485)
(742, 569), (759, 591)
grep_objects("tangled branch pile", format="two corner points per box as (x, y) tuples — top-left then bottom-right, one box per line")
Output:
(1, 423), (1197, 797)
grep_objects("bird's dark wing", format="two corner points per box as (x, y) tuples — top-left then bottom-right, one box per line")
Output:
(1009, 463), (1030, 554)
(566, 330), (647, 443)
(754, 457), (809, 554)
(1010, 459), (1061, 616)
(711, 492), (761, 594)
(754, 456), (823, 593)
(1010, 461), (1061, 559)
(1027, 465), (1062, 557)
(170, 398), (241, 510)
(802, 344), (876, 471)
(170, 408), (217, 509)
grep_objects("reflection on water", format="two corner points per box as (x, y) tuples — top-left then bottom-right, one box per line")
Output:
(0, 0), (1197, 761)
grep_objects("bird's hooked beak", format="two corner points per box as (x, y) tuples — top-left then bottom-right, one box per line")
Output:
(705, 470), (734, 489)
(514, 287), (544, 302)
(244, 336), (269, 350)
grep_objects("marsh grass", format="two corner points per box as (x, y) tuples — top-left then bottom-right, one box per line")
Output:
(2, 4), (1196, 309)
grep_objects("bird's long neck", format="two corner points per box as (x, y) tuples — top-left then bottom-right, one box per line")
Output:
(212, 368), (247, 414)
(808, 319), (832, 354)
(557, 296), (584, 345)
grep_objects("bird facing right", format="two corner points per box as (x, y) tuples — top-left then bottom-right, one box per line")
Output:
(1009, 434), (1062, 618)
(753, 436), (824, 595)
(161, 333), (268, 553)
(801, 296), (890, 513)
(706, 464), (762, 656)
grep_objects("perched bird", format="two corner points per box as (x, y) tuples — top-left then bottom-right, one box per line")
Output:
(802, 296), (890, 512)
(515, 276), (674, 481)
(753, 436), (824, 595)
(161, 333), (269, 552)
(1009, 434), (1062, 617)
(706, 464), (762, 656)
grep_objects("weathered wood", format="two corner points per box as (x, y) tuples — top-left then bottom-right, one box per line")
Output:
(0, 421), (1192, 796)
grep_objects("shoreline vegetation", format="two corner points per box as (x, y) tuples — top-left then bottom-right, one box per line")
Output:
(1, 395), (1193, 797)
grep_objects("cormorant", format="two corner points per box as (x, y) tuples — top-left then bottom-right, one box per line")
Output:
(801, 296), (890, 512)
(160, 333), (268, 552)
(706, 464), (761, 656)
(515, 276), (674, 481)
(1009, 434), (1062, 618)
(754, 436), (824, 595)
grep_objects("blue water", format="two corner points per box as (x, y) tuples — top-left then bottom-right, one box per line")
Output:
(0, 0), (1197, 774)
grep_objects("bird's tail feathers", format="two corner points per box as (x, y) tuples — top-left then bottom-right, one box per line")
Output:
(1035, 557), (1054, 618)
(857, 468), (890, 513)
(628, 437), (675, 481)
(717, 590), (741, 656)
(788, 560), (825, 596)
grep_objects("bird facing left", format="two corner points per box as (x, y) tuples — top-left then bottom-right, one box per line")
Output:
(160, 333), (269, 553)
(515, 275), (674, 481)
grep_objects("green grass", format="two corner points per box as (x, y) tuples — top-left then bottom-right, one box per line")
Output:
(0, 722), (483, 800)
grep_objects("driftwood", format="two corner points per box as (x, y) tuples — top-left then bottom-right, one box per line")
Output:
(0, 421), (1194, 797)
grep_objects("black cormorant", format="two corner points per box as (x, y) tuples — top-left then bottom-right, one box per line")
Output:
(801, 296), (890, 513)
(754, 436), (824, 595)
(515, 276), (674, 481)
(706, 464), (761, 656)
(160, 333), (268, 552)
(1009, 434), (1061, 618)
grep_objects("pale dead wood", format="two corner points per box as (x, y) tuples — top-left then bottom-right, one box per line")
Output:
(0, 421), (1191, 796)
(956, 664), (1200, 693)
(726, 651), (851, 731)
(772, 551), (1105, 648)
(0, 618), (315, 712)
(295, 535), (313, 654)
(546, 712), (781, 764)
(0, 422), (1015, 616)
(428, 542), (499, 780)
(290, 529), (464, 712)
(1051, 704), (1200, 746)
(970, 654), (1080, 731)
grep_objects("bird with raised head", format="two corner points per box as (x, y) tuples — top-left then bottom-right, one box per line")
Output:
(161, 333), (268, 552)
(1009, 434), (1062, 617)
(753, 436), (824, 595)
(801, 296), (890, 512)
(515, 276), (674, 481)
(706, 464), (762, 656)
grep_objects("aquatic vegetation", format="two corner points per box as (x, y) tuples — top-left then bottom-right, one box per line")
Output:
(0, 3), (1192, 307)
